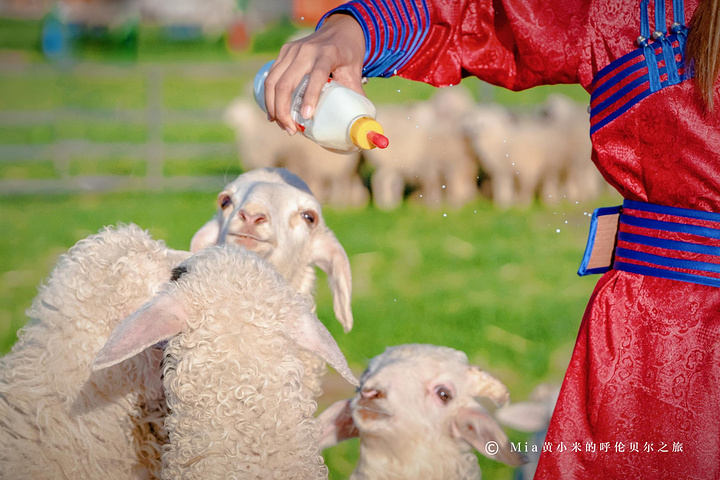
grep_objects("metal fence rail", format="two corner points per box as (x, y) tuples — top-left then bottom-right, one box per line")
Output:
(0, 61), (263, 195)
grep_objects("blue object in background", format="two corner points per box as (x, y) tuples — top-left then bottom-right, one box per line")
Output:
(41, 8), (71, 60)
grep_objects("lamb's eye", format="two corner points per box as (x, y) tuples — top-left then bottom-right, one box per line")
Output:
(435, 386), (453, 404)
(301, 210), (317, 226)
(218, 194), (232, 210)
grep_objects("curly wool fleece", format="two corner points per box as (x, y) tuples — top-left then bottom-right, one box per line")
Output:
(95, 244), (358, 480)
(0, 224), (189, 480)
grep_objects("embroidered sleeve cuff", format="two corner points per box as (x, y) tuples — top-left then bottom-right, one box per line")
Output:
(317, 0), (431, 78)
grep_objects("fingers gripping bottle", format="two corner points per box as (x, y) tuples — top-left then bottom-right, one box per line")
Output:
(254, 61), (389, 154)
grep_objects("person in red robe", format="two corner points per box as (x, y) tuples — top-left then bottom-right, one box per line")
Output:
(263, 1), (720, 478)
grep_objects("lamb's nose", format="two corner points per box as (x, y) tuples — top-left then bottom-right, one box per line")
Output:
(360, 388), (385, 400)
(238, 209), (267, 225)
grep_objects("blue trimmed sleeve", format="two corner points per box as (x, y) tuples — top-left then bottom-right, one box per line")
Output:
(317, 0), (431, 78)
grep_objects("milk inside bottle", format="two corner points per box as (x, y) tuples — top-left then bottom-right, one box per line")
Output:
(254, 61), (389, 153)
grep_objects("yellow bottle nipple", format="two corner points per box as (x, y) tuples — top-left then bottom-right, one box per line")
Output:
(350, 116), (389, 150)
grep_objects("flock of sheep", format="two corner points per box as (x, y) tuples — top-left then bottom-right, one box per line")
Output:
(225, 88), (606, 210)
(0, 166), (561, 479)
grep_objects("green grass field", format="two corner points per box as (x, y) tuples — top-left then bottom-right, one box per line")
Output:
(0, 15), (615, 479)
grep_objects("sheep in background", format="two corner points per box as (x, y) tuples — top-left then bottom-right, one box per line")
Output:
(423, 87), (480, 208)
(366, 86), (478, 210)
(495, 383), (561, 480)
(225, 97), (369, 208)
(94, 243), (359, 479)
(538, 94), (604, 203)
(463, 103), (559, 208)
(319, 344), (526, 479)
(363, 103), (435, 209)
(0, 224), (190, 479)
(464, 96), (604, 208)
(190, 167), (353, 399)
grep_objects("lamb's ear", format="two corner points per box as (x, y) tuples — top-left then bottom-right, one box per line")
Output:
(318, 399), (359, 450)
(190, 218), (220, 252)
(467, 366), (510, 407)
(288, 310), (358, 387)
(93, 294), (186, 370)
(310, 228), (353, 333)
(494, 401), (549, 432)
(452, 406), (527, 467)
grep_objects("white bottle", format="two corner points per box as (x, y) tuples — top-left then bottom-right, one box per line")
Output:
(254, 60), (389, 153)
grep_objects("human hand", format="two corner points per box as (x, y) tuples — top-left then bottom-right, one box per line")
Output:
(263, 14), (366, 135)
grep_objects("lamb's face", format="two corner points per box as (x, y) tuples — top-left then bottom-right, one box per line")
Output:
(318, 344), (525, 469)
(193, 169), (324, 273)
(190, 168), (354, 331)
(220, 179), (320, 262)
(350, 345), (476, 439)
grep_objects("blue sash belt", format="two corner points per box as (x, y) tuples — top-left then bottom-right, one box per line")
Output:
(579, 200), (720, 288)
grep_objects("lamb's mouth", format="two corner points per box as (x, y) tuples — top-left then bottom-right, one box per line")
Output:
(354, 404), (393, 421)
(227, 233), (270, 249)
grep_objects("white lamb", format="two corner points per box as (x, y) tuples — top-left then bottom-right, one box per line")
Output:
(318, 344), (526, 479)
(225, 97), (369, 208)
(190, 167), (354, 398)
(0, 224), (190, 479)
(94, 243), (359, 479)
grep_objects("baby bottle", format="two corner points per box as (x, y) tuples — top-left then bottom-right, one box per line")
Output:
(253, 61), (389, 153)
